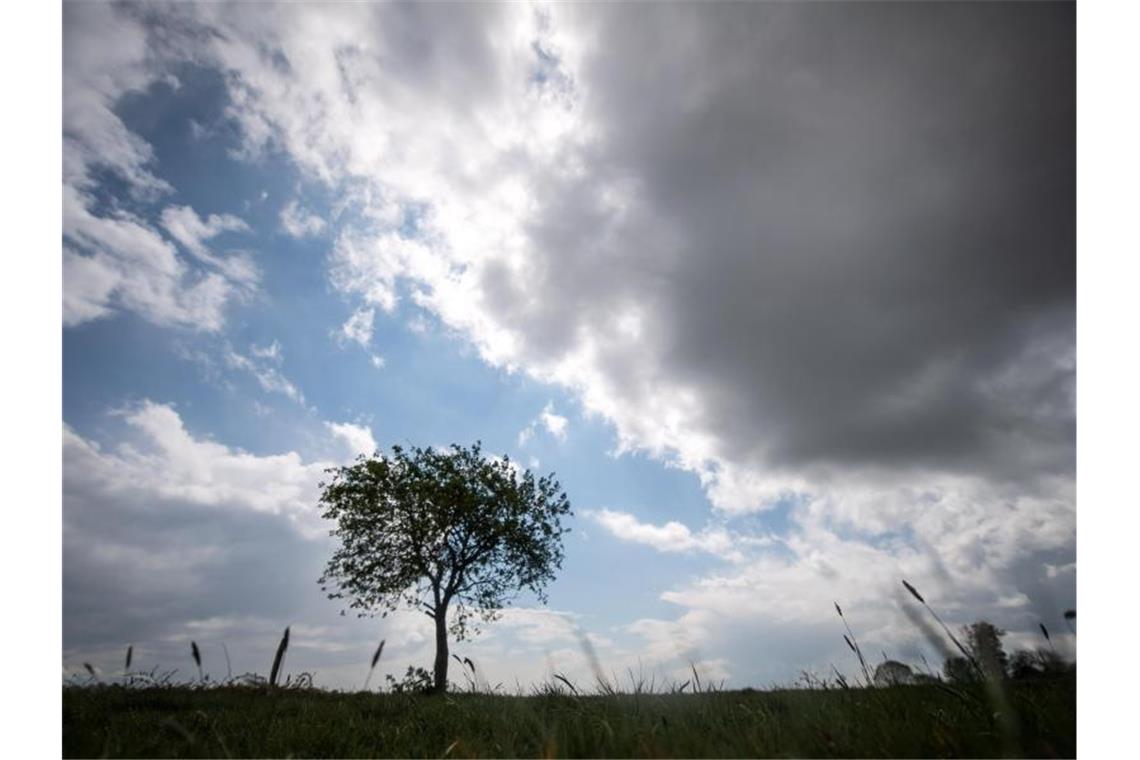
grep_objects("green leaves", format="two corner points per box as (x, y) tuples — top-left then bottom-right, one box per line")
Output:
(317, 441), (572, 639)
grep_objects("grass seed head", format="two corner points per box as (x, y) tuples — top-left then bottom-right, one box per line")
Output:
(371, 639), (385, 669)
(270, 626), (290, 688)
(902, 579), (926, 604)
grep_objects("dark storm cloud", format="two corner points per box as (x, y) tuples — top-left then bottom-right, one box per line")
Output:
(137, 0), (1074, 496)
(544, 1), (1075, 484)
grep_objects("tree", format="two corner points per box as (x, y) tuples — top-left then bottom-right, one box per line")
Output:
(317, 442), (572, 693)
(962, 621), (1008, 680)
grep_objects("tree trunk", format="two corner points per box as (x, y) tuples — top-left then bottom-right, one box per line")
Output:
(432, 607), (449, 693)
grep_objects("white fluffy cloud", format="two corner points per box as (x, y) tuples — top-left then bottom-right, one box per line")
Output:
(325, 421), (377, 459)
(585, 509), (767, 562)
(65, 401), (326, 527)
(62, 187), (236, 331)
(590, 474), (1075, 683)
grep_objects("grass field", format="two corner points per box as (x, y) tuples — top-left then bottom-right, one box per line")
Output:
(62, 675), (1075, 758)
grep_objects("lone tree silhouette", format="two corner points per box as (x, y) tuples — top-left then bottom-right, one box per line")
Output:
(317, 442), (571, 693)
(963, 620), (1009, 680)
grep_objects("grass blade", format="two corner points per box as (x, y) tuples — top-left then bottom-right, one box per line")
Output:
(553, 673), (578, 695)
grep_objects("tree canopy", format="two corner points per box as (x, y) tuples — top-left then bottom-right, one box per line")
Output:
(317, 442), (572, 692)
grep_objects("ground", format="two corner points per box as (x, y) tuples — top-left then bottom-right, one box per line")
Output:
(62, 675), (1075, 758)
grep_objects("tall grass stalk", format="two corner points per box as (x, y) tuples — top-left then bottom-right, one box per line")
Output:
(190, 641), (203, 682)
(363, 638), (385, 691)
(835, 601), (872, 686)
(222, 642), (233, 681)
(1039, 622), (1056, 652)
(269, 627), (290, 689)
(553, 673), (579, 695)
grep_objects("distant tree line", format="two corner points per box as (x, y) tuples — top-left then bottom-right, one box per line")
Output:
(872, 619), (1074, 687)
(940, 620), (1071, 683)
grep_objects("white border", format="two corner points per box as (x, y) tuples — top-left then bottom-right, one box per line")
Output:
(1078, 0), (1139, 756)
(1, 1), (62, 757)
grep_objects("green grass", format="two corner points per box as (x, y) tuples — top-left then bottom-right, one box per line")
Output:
(62, 676), (1075, 758)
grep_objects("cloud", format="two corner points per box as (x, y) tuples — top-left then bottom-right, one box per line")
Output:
(160, 205), (257, 287)
(249, 340), (283, 363)
(63, 1), (169, 196)
(224, 344), (306, 406)
(335, 307), (385, 368)
(338, 307), (375, 348)
(325, 421), (377, 459)
(605, 470), (1076, 685)
(519, 402), (569, 446)
(67, 401), (326, 525)
(539, 403), (569, 441)
(62, 187), (236, 331)
(586, 509), (769, 562)
(164, 1), (1072, 515)
(62, 3), (260, 331)
(63, 404), (349, 681)
(280, 199), (327, 238)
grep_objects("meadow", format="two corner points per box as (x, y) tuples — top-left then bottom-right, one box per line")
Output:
(62, 673), (1074, 758)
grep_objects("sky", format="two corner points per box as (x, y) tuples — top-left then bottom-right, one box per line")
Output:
(61, 1), (1075, 692)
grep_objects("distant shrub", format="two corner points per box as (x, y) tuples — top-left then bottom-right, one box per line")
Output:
(1009, 648), (1070, 679)
(873, 660), (915, 687)
(385, 666), (434, 694)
